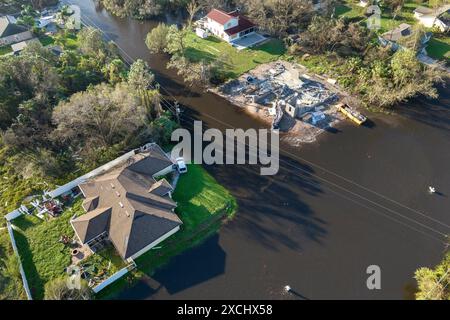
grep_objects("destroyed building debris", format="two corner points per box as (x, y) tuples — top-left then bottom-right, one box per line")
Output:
(214, 61), (344, 145)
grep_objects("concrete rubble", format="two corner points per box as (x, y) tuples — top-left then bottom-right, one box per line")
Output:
(211, 61), (346, 146)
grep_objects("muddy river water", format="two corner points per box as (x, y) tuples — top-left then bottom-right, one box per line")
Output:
(68, 0), (450, 299)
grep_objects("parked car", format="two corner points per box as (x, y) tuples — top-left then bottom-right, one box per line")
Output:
(176, 157), (187, 174)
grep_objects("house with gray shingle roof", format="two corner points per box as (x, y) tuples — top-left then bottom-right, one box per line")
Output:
(0, 15), (33, 46)
(71, 144), (181, 262)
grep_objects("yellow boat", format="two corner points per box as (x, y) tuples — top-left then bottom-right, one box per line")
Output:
(337, 103), (367, 125)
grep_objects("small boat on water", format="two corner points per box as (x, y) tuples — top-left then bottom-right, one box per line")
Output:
(336, 103), (367, 125)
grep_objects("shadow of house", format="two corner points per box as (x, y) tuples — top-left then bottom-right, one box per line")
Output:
(115, 234), (226, 299)
(150, 234), (226, 295)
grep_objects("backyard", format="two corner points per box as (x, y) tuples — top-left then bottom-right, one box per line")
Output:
(0, 228), (26, 299)
(334, 1), (429, 33)
(11, 196), (130, 299)
(97, 164), (238, 299)
(11, 199), (83, 299)
(184, 31), (286, 79)
(426, 35), (450, 62)
(0, 45), (12, 56)
(6, 164), (237, 300)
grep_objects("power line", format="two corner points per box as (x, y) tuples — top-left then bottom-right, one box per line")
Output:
(425, 268), (450, 299)
(66, 2), (450, 243)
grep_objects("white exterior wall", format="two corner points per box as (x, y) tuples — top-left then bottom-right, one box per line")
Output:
(207, 18), (225, 37)
(419, 15), (437, 28)
(7, 223), (32, 300)
(128, 225), (180, 261)
(5, 209), (23, 221)
(206, 17), (239, 42)
(0, 31), (33, 46)
(418, 16), (448, 31)
(92, 266), (129, 293)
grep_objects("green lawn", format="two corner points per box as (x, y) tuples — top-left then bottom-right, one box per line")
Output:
(0, 45), (12, 56)
(38, 35), (55, 47)
(12, 199), (84, 299)
(426, 36), (450, 62)
(79, 245), (127, 286)
(10, 164), (237, 300)
(334, 1), (425, 33)
(97, 164), (237, 299)
(184, 32), (286, 79)
(172, 164), (237, 229)
(0, 229), (26, 300)
(335, 3), (365, 19)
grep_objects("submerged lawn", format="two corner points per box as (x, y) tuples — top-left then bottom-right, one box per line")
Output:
(97, 164), (237, 299)
(184, 32), (286, 79)
(12, 199), (84, 299)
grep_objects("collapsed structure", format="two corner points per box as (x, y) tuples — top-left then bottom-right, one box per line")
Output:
(219, 61), (338, 131)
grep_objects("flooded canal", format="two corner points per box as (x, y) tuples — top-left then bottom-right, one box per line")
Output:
(68, 0), (450, 299)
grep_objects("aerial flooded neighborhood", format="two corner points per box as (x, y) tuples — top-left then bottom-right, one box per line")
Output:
(0, 0), (449, 310)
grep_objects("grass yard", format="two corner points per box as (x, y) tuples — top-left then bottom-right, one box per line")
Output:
(79, 245), (127, 288)
(426, 36), (450, 62)
(335, 2), (365, 19)
(334, 1), (425, 33)
(172, 164), (237, 229)
(97, 164), (237, 299)
(0, 45), (12, 56)
(12, 199), (84, 299)
(184, 31), (286, 79)
(0, 229), (26, 300)
(38, 35), (55, 47)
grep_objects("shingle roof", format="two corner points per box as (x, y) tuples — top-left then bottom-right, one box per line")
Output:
(414, 6), (433, 15)
(0, 15), (28, 38)
(72, 146), (181, 260)
(382, 23), (411, 42)
(71, 207), (112, 243)
(148, 179), (173, 196)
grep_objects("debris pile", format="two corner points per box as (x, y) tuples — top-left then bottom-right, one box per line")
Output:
(213, 61), (345, 145)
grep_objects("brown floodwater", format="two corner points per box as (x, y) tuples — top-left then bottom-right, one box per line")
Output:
(67, 0), (450, 299)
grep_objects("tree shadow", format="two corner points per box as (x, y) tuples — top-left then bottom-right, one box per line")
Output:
(116, 234), (226, 298)
(11, 230), (44, 299)
(396, 83), (450, 133)
(185, 47), (217, 64)
(205, 155), (327, 252)
(11, 215), (38, 232)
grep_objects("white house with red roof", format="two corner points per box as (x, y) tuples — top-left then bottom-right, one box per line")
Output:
(204, 9), (257, 43)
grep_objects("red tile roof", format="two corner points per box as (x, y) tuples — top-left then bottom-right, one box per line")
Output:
(224, 16), (255, 36)
(206, 9), (233, 25)
(206, 9), (256, 35)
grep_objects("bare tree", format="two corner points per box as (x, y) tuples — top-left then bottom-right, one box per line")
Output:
(186, 0), (204, 28)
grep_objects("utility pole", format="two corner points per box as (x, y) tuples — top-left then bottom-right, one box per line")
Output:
(174, 100), (181, 125)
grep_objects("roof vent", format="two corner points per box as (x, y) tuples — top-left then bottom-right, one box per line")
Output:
(110, 183), (115, 189)
(119, 201), (124, 208)
(125, 210), (130, 217)
(115, 191), (120, 197)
